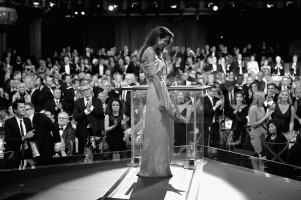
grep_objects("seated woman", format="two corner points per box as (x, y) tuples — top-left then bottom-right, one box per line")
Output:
(265, 120), (288, 163)
(265, 120), (289, 176)
(226, 91), (249, 149)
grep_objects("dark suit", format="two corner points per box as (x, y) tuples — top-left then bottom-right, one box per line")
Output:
(73, 97), (104, 154)
(230, 60), (247, 76)
(4, 117), (33, 161)
(31, 88), (43, 112)
(60, 124), (76, 155)
(44, 98), (66, 120)
(289, 62), (301, 76)
(60, 63), (76, 75)
(272, 64), (284, 76)
(31, 113), (61, 158)
(203, 63), (223, 73)
(64, 87), (77, 115)
(203, 96), (222, 147)
(41, 86), (54, 108)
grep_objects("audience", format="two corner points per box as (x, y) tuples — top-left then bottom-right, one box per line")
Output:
(1, 42), (301, 179)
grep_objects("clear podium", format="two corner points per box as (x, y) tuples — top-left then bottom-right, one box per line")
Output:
(123, 85), (211, 169)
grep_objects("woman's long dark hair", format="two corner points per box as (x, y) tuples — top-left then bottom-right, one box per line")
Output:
(105, 98), (124, 115)
(138, 26), (174, 61)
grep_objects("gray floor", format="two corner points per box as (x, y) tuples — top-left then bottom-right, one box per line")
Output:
(0, 159), (301, 200)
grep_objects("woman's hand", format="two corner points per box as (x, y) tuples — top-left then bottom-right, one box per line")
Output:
(159, 101), (167, 111)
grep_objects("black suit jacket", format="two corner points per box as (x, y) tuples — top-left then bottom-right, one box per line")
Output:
(64, 87), (77, 115)
(73, 97), (104, 138)
(61, 124), (76, 146)
(204, 96), (222, 128)
(271, 64), (285, 76)
(41, 86), (54, 109)
(289, 62), (301, 76)
(230, 60), (247, 76)
(44, 98), (66, 120)
(4, 117), (33, 160)
(32, 113), (61, 158)
(31, 88), (43, 112)
(60, 63), (76, 75)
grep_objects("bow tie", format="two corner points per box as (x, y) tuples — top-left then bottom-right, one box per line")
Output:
(59, 127), (63, 131)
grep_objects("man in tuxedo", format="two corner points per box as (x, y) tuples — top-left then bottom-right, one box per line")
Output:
(201, 86), (224, 147)
(289, 54), (301, 77)
(73, 83), (104, 154)
(41, 76), (54, 109)
(64, 78), (80, 115)
(264, 83), (278, 109)
(57, 112), (76, 156)
(254, 71), (266, 91)
(230, 53), (246, 76)
(234, 74), (244, 94)
(24, 102), (61, 159)
(45, 88), (66, 121)
(4, 100), (35, 165)
(60, 56), (76, 75)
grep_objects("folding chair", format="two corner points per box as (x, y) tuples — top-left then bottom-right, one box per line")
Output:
(265, 142), (289, 163)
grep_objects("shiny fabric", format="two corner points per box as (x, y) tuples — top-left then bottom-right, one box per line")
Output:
(138, 58), (174, 177)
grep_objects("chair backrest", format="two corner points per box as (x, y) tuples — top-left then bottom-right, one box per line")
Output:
(265, 142), (289, 163)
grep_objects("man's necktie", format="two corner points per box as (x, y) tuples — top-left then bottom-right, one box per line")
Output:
(19, 120), (28, 150)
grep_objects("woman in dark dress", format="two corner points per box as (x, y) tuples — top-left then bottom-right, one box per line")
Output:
(104, 98), (128, 152)
(174, 91), (192, 154)
(271, 89), (294, 136)
(226, 91), (249, 149)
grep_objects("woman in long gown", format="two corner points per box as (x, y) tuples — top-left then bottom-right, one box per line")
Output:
(137, 26), (177, 177)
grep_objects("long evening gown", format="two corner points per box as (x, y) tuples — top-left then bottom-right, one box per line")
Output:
(137, 57), (174, 177)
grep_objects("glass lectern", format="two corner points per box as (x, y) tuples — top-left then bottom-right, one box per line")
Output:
(123, 85), (211, 169)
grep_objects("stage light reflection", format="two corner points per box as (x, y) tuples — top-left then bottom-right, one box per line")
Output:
(198, 171), (247, 200)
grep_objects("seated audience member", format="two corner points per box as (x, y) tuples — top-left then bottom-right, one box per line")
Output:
(265, 120), (289, 176)
(265, 120), (288, 162)
(57, 112), (76, 157)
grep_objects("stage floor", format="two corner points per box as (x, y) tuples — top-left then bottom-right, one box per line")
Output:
(0, 159), (300, 200)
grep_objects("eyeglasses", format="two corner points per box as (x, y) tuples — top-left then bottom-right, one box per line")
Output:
(268, 88), (275, 90)
(58, 117), (68, 120)
(25, 108), (31, 111)
(81, 88), (91, 93)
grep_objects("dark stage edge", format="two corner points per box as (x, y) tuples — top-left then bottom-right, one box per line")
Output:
(0, 159), (301, 200)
